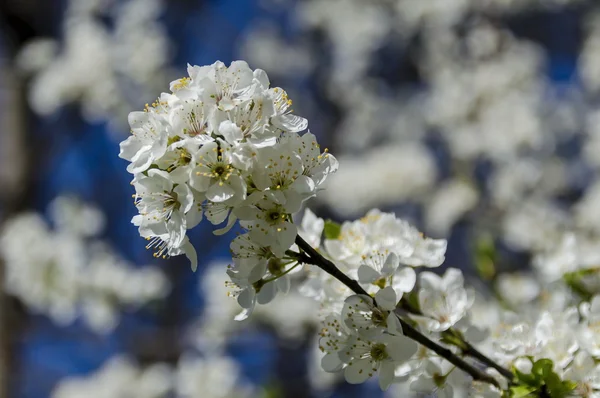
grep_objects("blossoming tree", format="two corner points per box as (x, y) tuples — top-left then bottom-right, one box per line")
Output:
(120, 60), (600, 398)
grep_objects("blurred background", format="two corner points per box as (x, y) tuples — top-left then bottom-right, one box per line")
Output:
(1, 0), (600, 397)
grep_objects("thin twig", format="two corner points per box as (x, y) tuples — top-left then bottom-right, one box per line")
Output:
(295, 235), (503, 388)
(462, 340), (514, 381)
(398, 299), (514, 381)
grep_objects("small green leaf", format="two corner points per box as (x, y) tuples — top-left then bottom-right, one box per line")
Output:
(563, 271), (594, 301)
(403, 291), (421, 313)
(545, 376), (577, 398)
(532, 358), (554, 379)
(510, 385), (538, 398)
(473, 235), (497, 280)
(323, 220), (342, 240)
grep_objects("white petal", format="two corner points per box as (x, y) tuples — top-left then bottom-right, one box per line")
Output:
(271, 114), (308, 133)
(378, 361), (395, 390)
(128, 110), (150, 128)
(591, 295), (600, 314)
(237, 288), (256, 309)
(386, 313), (403, 336)
(324, 240), (347, 261)
(419, 272), (442, 291)
(182, 239), (198, 272)
(439, 385), (453, 398)
(248, 261), (267, 284)
(119, 136), (144, 161)
(321, 353), (344, 372)
(234, 206), (260, 220)
(385, 335), (418, 362)
(185, 206), (203, 230)
(290, 175), (316, 200)
(394, 267), (416, 293)
(375, 286), (397, 311)
(253, 69), (270, 88)
(218, 97), (236, 111)
(275, 222), (297, 255)
(234, 307), (253, 321)
(190, 172), (212, 192)
(410, 376), (436, 393)
(381, 252), (399, 276)
(219, 120), (244, 144)
(206, 182), (235, 202)
(127, 146), (153, 174)
(358, 264), (381, 284)
(257, 282), (277, 304)
(344, 359), (372, 385)
(213, 213), (238, 236)
(276, 275), (291, 294)
(174, 183), (194, 214)
(442, 268), (464, 289)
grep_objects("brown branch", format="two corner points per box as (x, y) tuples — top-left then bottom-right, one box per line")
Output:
(0, 61), (32, 398)
(398, 299), (514, 381)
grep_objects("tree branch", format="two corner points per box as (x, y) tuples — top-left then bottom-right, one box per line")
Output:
(295, 235), (503, 389)
(398, 299), (514, 381)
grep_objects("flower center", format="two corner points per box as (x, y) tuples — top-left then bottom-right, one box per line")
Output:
(266, 208), (286, 225)
(163, 191), (180, 211)
(209, 161), (232, 180)
(167, 135), (182, 146)
(269, 211), (281, 221)
(371, 308), (388, 327)
(373, 277), (387, 289)
(267, 258), (285, 276)
(214, 165), (226, 176)
(433, 373), (447, 388)
(370, 343), (388, 361)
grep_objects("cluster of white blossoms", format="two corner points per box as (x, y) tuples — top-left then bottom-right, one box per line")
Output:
(0, 196), (169, 333)
(300, 208), (600, 397)
(17, 0), (171, 131)
(120, 60), (338, 306)
(298, 210), (471, 393)
(51, 353), (256, 398)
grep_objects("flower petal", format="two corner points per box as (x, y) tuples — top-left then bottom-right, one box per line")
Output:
(375, 286), (397, 311)
(358, 264), (381, 284)
(321, 353), (344, 372)
(344, 359), (372, 385)
(206, 182), (235, 202)
(385, 335), (418, 362)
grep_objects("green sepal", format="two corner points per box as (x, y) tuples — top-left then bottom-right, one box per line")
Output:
(323, 220), (342, 240)
(440, 329), (468, 351)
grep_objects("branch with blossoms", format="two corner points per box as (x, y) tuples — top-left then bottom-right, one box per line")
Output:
(119, 60), (598, 398)
(293, 234), (505, 389)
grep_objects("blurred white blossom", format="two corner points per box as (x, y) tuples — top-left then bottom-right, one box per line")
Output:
(0, 197), (169, 333)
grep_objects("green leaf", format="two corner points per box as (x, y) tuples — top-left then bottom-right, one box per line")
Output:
(532, 358), (554, 378)
(512, 358), (539, 387)
(404, 291), (421, 313)
(323, 220), (342, 240)
(563, 271), (593, 301)
(473, 235), (497, 280)
(510, 385), (538, 398)
(545, 376), (577, 398)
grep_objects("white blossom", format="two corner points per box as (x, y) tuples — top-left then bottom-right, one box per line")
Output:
(412, 268), (473, 332)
